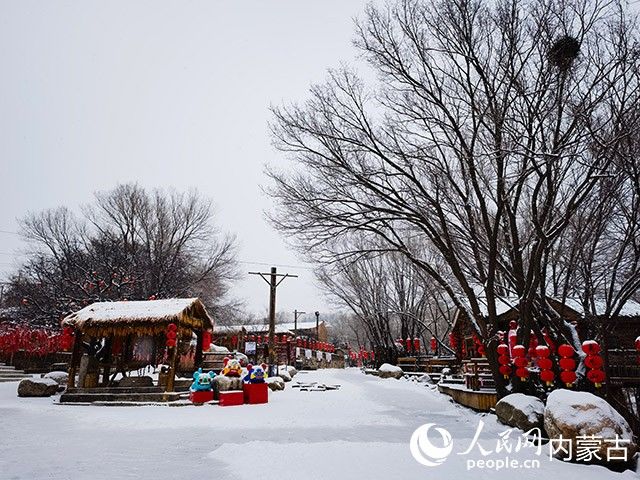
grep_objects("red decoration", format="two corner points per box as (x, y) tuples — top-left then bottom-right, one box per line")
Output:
(511, 344), (528, 380)
(430, 337), (437, 352)
(536, 345), (554, 386)
(558, 343), (577, 387)
(582, 340), (605, 388)
(166, 323), (178, 348)
(497, 343), (511, 379)
(405, 338), (412, 352)
(414, 338), (421, 352)
(202, 331), (212, 351)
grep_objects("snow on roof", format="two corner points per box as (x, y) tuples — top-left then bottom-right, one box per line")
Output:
(560, 298), (640, 317)
(214, 321), (324, 335)
(62, 298), (213, 334)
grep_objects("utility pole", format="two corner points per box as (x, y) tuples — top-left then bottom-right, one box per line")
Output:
(293, 309), (306, 337)
(249, 267), (297, 375)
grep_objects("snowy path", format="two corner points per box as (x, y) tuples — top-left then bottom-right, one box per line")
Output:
(0, 368), (635, 479)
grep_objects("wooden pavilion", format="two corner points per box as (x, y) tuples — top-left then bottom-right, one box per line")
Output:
(60, 298), (213, 402)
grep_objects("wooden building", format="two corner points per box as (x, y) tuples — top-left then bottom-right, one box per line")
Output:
(60, 298), (213, 403)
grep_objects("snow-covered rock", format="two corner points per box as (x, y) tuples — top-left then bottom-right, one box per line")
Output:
(285, 365), (297, 378)
(266, 376), (285, 391)
(377, 363), (403, 379)
(495, 393), (544, 431)
(277, 366), (292, 382)
(214, 375), (243, 392)
(544, 389), (637, 465)
(416, 374), (434, 384)
(17, 377), (58, 397)
(232, 351), (249, 365)
(43, 371), (68, 389)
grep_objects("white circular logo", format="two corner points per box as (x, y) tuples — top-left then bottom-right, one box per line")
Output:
(409, 423), (454, 467)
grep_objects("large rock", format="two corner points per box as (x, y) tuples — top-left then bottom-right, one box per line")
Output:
(43, 371), (69, 391)
(378, 363), (403, 379)
(17, 377), (58, 397)
(496, 393), (544, 432)
(214, 375), (243, 392)
(119, 376), (153, 388)
(286, 365), (297, 378)
(544, 390), (637, 466)
(266, 376), (285, 391)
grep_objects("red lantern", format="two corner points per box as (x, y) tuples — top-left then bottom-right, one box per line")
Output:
(584, 354), (603, 370)
(166, 338), (176, 348)
(535, 345), (550, 358)
(560, 370), (577, 385)
(540, 369), (555, 385)
(498, 354), (510, 365)
(296, 337), (302, 347)
(497, 344), (509, 356)
(557, 344), (575, 358)
(499, 365), (512, 377)
(257, 335), (262, 344)
(405, 338), (412, 352)
(635, 336), (640, 351)
(587, 369), (606, 388)
(581, 340), (601, 355)
(537, 357), (553, 370)
(430, 337), (437, 352)
(497, 343), (511, 379)
(514, 356), (529, 368)
(515, 367), (529, 380)
(512, 345), (526, 357)
(166, 330), (177, 340)
(558, 357), (576, 371)
(414, 338), (421, 352)
(166, 323), (178, 348)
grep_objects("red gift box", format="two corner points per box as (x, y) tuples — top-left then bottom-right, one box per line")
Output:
(218, 390), (244, 407)
(243, 383), (268, 405)
(189, 390), (214, 404)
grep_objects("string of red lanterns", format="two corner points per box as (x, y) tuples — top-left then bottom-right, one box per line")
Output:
(558, 344), (577, 387)
(582, 340), (605, 388)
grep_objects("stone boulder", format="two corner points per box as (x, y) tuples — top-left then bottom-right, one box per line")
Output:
(544, 390), (637, 466)
(266, 376), (285, 391)
(119, 376), (153, 388)
(496, 393), (545, 432)
(277, 366), (292, 382)
(43, 371), (69, 391)
(286, 365), (298, 378)
(17, 377), (59, 397)
(378, 363), (403, 379)
(214, 375), (243, 392)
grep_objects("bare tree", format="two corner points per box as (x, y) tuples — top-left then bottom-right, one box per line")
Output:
(267, 0), (640, 393)
(6, 184), (238, 326)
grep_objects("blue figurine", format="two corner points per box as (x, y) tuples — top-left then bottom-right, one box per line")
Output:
(243, 363), (267, 384)
(190, 368), (216, 391)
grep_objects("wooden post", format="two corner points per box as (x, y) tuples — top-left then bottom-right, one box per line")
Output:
(66, 330), (83, 390)
(101, 337), (113, 386)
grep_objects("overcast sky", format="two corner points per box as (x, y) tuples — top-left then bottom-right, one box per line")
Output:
(0, 0), (371, 318)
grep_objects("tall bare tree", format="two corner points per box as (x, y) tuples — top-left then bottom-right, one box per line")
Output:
(7, 184), (238, 326)
(268, 0), (640, 393)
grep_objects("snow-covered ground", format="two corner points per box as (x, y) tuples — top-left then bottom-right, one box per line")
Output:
(0, 368), (636, 479)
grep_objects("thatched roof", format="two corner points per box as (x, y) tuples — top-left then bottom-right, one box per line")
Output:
(62, 298), (214, 337)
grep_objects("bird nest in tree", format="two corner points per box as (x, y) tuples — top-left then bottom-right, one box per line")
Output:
(548, 35), (580, 70)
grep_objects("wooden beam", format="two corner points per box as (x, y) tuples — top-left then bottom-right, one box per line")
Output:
(66, 331), (83, 389)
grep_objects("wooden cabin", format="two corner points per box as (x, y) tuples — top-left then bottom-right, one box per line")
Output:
(59, 298), (213, 403)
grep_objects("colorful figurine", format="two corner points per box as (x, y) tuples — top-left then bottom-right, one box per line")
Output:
(190, 368), (215, 391)
(221, 357), (243, 377)
(243, 363), (268, 384)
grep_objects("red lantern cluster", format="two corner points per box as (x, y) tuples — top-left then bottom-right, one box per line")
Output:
(558, 344), (577, 387)
(202, 331), (212, 351)
(582, 340), (605, 388)
(405, 337), (412, 353)
(166, 323), (177, 348)
(536, 345), (554, 386)
(497, 343), (511, 379)
(60, 327), (75, 351)
(472, 333), (485, 357)
(0, 326), (65, 357)
(635, 336), (640, 365)
(512, 345), (529, 380)
(449, 332), (458, 351)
